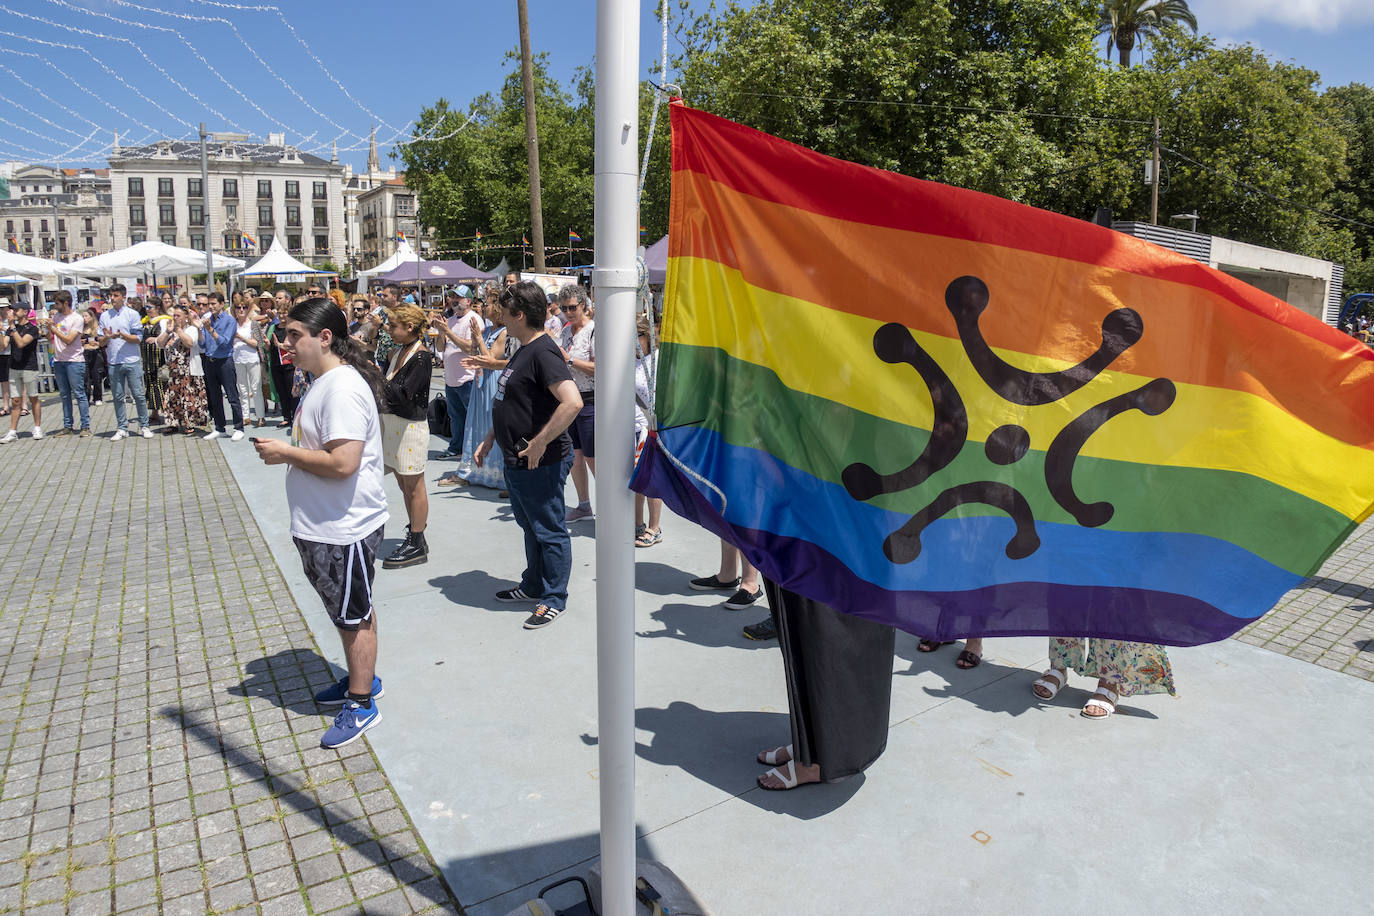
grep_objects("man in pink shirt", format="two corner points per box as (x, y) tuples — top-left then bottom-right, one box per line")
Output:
(47, 290), (90, 436)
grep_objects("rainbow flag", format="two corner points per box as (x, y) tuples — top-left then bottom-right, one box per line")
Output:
(475, 230), (483, 240)
(631, 103), (1374, 647)
(522, 235), (530, 246)
(241, 233), (256, 249)
(569, 229), (582, 243)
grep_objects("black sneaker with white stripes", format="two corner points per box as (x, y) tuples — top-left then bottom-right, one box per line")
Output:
(495, 587), (540, 603)
(523, 605), (565, 629)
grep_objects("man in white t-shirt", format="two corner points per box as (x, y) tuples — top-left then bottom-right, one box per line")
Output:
(253, 301), (390, 750)
(429, 285), (482, 459)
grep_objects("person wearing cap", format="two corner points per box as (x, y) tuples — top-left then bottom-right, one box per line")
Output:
(0, 304), (42, 442)
(97, 284), (155, 440)
(430, 285), (484, 461)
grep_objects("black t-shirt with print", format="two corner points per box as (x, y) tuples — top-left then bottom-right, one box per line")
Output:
(492, 333), (573, 467)
(8, 321), (39, 371)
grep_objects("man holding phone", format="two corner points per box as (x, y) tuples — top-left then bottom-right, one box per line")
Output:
(474, 281), (582, 630)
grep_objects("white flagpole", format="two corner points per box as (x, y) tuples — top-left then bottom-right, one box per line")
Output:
(593, 0), (639, 914)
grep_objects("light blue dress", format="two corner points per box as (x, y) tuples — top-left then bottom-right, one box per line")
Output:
(457, 326), (511, 489)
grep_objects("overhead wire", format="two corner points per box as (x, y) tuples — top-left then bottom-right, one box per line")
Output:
(187, 0), (405, 134)
(43, 0), (298, 139)
(0, 27), (193, 131)
(0, 60), (105, 133)
(0, 4), (242, 131)
(0, 47), (156, 134)
(96, 0), (369, 146)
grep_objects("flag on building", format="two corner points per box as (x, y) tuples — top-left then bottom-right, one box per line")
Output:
(569, 229), (582, 243)
(241, 233), (256, 249)
(6, 236), (16, 253)
(631, 102), (1374, 647)
(639, 225), (648, 238)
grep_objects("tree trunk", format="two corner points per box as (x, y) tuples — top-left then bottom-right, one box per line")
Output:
(1117, 33), (1134, 68)
(517, 0), (545, 272)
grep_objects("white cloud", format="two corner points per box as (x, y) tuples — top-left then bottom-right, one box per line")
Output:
(1191, 0), (1374, 32)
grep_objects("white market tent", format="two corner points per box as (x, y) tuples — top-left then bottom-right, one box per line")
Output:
(0, 249), (74, 278)
(237, 237), (333, 278)
(66, 240), (245, 278)
(357, 239), (418, 278)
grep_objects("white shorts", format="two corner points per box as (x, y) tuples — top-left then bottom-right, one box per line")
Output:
(381, 413), (429, 475)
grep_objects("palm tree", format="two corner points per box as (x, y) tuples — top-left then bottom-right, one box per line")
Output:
(1099, 0), (1198, 68)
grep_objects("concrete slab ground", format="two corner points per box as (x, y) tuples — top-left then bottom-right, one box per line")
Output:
(221, 419), (1374, 916)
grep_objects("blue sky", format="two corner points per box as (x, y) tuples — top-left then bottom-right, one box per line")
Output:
(0, 0), (1370, 171)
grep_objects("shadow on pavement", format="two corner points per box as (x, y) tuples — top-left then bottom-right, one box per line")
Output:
(581, 701), (860, 819)
(1296, 575), (1374, 610)
(227, 649), (333, 717)
(162, 705), (457, 911)
(428, 569), (533, 612)
(636, 602), (776, 651)
(633, 560), (703, 597)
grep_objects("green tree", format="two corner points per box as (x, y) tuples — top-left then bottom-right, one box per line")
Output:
(1097, 0), (1197, 68)
(1323, 83), (1374, 293)
(675, 0), (1112, 205)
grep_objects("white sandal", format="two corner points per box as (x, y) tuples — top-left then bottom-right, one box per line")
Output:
(1031, 668), (1068, 699)
(757, 744), (792, 766)
(758, 760), (799, 790)
(1081, 685), (1120, 720)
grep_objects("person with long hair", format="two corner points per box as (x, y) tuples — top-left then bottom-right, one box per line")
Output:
(268, 287), (298, 428)
(377, 304), (433, 569)
(156, 305), (208, 434)
(252, 297), (389, 749)
(232, 299), (267, 426)
(81, 307), (106, 405)
(444, 286), (511, 489)
(557, 285), (597, 522)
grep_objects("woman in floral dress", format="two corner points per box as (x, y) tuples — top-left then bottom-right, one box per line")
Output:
(155, 306), (208, 434)
(1031, 637), (1175, 720)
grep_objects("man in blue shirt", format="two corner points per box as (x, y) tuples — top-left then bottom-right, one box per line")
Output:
(97, 284), (153, 440)
(198, 291), (245, 441)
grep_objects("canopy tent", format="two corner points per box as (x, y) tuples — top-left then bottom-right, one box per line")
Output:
(644, 235), (667, 285)
(357, 239), (419, 277)
(0, 249), (75, 279)
(376, 257), (495, 286)
(66, 241), (245, 278)
(237, 237), (334, 278)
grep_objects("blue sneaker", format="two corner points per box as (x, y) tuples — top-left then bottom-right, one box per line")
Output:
(314, 674), (384, 706)
(320, 700), (381, 749)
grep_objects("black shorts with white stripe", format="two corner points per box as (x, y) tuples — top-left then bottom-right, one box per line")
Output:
(294, 526), (385, 631)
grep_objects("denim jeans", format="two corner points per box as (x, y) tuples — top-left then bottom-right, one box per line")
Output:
(202, 355), (243, 433)
(504, 452), (574, 609)
(108, 361), (148, 431)
(444, 381), (472, 453)
(52, 360), (89, 430)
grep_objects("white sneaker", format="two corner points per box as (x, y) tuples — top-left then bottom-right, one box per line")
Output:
(230, 429), (245, 442)
(0, 430), (16, 444)
(30, 426), (41, 440)
(203, 430), (222, 440)
(139, 427), (154, 439)
(111, 429), (128, 441)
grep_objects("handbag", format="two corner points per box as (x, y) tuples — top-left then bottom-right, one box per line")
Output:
(427, 393), (449, 438)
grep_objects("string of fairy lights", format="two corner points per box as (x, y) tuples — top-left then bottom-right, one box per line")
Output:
(0, 0), (466, 166)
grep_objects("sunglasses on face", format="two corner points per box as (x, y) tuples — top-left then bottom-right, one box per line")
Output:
(560, 305), (578, 313)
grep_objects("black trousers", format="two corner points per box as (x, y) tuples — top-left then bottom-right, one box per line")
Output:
(764, 579), (896, 782)
(202, 355), (243, 432)
(270, 359), (297, 422)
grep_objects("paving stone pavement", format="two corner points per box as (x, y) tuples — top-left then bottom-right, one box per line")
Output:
(0, 402), (461, 915)
(1236, 512), (1374, 680)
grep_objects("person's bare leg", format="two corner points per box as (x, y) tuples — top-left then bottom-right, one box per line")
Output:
(396, 472), (427, 532)
(1082, 677), (1118, 718)
(717, 541), (740, 580)
(957, 636), (984, 668)
(341, 615), (377, 696)
(635, 493), (646, 528)
(571, 450), (591, 503)
(647, 497), (662, 533)
(586, 456), (595, 476)
(27, 396), (39, 427)
(7, 396), (20, 432)
(741, 556), (760, 592)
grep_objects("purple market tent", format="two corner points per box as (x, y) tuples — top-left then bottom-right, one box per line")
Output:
(376, 258), (496, 286)
(644, 235), (667, 285)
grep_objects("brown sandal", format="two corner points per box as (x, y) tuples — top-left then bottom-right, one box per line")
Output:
(955, 649), (982, 669)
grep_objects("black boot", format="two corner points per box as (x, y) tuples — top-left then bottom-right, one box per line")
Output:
(382, 526), (429, 568)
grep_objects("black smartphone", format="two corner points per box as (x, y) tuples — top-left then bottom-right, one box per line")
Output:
(248, 437), (260, 443)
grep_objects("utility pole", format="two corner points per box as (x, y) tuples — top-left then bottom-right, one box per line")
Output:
(200, 123), (214, 292)
(1151, 117), (1161, 227)
(518, 0), (546, 271)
